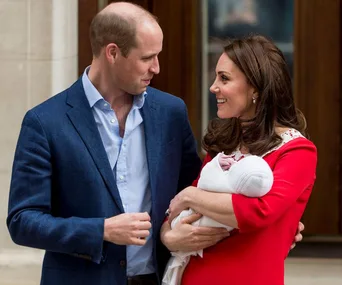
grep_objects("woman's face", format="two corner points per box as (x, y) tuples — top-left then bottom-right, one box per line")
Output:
(210, 52), (257, 120)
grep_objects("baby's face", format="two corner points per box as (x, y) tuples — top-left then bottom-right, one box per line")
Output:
(218, 154), (236, 171)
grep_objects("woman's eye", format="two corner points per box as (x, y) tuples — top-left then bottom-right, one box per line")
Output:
(221, 75), (228, 81)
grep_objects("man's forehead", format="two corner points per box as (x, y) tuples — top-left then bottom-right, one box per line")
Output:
(134, 32), (162, 52)
(129, 44), (162, 57)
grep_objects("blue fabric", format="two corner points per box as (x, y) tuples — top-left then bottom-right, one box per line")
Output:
(7, 77), (201, 285)
(82, 68), (154, 276)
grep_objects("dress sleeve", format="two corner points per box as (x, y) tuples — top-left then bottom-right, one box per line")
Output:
(192, 153), (213, 186)
(232, 139), (317, 233)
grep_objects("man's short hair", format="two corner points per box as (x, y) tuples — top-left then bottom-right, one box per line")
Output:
(89, 4), (158, 58)
(89, 12), (136, 58)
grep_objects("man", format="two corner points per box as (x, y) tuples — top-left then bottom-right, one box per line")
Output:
(7, 2), (303, 285)
(6, 2), (229, 285)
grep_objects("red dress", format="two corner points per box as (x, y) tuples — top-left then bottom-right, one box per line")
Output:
(181, 134), (317, 285)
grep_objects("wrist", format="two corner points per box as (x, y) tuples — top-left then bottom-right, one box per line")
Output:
(161, 223), (177, 252)
(103, 219), (109, 241)
(183, 186), (196, 208)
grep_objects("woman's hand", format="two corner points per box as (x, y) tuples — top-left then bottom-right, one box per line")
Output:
(161, 213), (230, 252)
(291, 221), (304, 249)
(167, 186), (238, 228)
(167, 186), (196, 223)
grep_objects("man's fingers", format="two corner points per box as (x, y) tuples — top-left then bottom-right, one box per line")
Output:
(130, 237), (147, 246)
(133, 230), (150, 238)
(132, 212), (151, 221)
(138, 221), (152, 230)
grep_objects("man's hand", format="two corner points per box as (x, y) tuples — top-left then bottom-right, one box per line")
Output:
(291, 221), (304, 249)
(104, 212), (151, 246)
(161, 213), (230, 252)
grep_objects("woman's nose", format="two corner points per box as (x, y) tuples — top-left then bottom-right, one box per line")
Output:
(210, 84), (219, 94)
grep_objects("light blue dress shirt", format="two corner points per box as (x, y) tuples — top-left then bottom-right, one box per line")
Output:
(82, 68), (154, 276)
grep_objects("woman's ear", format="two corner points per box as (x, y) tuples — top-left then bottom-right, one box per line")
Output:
(251, 89), (259, 104)
(252, 89), (259, 98)
(252, 87), (259, 97)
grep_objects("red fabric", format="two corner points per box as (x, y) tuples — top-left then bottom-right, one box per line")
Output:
(182, 138), (317, 285)
(191, 153), (212, 187)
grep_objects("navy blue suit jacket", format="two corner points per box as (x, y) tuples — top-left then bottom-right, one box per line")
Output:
(7, 78), (201, 285)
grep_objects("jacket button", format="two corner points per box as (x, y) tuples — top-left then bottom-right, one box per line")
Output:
(120, 260), (126, 267)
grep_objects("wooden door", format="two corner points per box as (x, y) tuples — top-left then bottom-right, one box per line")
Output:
(78, 0), (99, 76)
(294, 0), (341, 235)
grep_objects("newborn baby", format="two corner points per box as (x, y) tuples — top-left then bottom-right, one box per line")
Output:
(162, 153), (274, 285)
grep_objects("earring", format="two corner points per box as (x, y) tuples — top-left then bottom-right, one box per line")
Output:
(252, 97), (256, 104)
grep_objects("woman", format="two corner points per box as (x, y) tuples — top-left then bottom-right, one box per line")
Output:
(160, 35), (317, 285)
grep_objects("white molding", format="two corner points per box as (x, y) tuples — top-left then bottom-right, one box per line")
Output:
(51, 0), (78, 96)
(0, 249), (42, 285)
(0, 249), (43, 267)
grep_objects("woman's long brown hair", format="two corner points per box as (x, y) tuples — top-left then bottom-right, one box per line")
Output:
(203, 35), (306, 158)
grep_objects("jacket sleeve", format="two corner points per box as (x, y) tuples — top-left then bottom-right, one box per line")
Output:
(7, 110), (105, 264)
(232, 139), (317, 233)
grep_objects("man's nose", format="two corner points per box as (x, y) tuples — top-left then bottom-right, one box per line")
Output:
(150, 57), (160, 74)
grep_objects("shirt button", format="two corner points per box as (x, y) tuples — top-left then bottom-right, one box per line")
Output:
(119, 175), (124, 180)
(110, 119), (115, 123)
(104, 103), (108, 107)
(120, 260), (126, 267)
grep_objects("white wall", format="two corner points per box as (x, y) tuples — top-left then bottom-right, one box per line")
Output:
(0, 0), (78, 284)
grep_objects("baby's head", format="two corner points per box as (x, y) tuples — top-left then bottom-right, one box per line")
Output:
(218, 154), (236, 170)
(225, 155), (274, 197)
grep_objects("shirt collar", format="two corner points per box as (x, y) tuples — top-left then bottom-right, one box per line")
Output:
(82, 66), (147, 109)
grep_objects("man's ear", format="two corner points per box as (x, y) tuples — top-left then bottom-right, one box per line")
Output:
(105, 43), (119, 63)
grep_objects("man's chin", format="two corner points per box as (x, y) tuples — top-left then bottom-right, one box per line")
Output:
(129, 87), (147, 95)
(139, 86), (148, 93)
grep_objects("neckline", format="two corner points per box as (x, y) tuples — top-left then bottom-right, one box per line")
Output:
(224, 128), (304, 160)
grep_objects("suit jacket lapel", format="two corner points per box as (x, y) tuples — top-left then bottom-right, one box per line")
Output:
(140, 90), (162, 220)
(65, 79), (124, 213)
